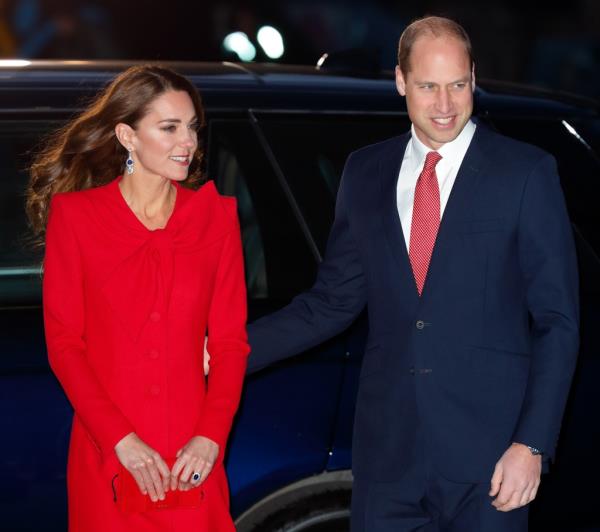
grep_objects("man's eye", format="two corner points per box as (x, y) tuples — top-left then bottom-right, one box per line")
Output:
(420, 84), (433, 90)
(453, 83), (466, 89)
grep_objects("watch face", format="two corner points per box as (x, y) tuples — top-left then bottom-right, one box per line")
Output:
(527, 446), (542, 455)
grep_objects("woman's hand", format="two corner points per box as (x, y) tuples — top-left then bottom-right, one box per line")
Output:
(170, 436), (219, 491)
(114, 432), (171, 502)
(203, 336), (210, 376)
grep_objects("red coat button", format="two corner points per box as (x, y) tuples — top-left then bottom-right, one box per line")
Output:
(148, 349), (159, 360)
(149, 385), (161, 396)
(150, 312), (161, 322)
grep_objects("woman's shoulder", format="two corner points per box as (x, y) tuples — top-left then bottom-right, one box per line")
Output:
(49, 179), (118, 223)
(183, 180), (238, 227)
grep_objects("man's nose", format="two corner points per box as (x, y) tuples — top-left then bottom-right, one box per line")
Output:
(435, 88), (452, 114)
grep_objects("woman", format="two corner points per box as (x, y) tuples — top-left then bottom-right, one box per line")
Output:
(27, 65), (249, 531)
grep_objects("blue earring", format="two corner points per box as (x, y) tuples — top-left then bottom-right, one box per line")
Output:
(126, 150), (134, 175)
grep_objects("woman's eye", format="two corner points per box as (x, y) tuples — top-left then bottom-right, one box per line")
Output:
(161, 125), (177, 133)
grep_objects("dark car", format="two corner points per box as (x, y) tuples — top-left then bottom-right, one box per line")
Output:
(0, 60), (598, 532)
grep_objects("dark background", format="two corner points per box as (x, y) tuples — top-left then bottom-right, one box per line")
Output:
(0, 0), (598, 99)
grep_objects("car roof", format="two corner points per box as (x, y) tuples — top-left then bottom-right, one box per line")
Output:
(0, 60), (597, 118)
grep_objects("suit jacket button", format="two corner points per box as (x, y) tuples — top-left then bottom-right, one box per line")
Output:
(416, 320), (425, 330)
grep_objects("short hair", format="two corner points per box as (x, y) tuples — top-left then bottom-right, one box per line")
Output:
(397, 16), (473, 76)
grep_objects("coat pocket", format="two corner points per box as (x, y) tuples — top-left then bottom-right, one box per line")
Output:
(467, 345), (531, 378)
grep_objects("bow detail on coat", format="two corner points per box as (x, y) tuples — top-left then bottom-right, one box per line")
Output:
(101, 181), (236, 342)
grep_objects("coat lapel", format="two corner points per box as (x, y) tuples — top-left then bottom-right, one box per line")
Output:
(379, 133), (421, 300)
(421, 126), (489, 298)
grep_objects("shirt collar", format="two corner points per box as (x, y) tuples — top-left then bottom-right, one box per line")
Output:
(409, 119), (476, 170)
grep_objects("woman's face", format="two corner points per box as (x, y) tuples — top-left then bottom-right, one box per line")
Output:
(129, 90), (199, 182)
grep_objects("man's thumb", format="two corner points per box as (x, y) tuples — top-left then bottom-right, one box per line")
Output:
(489, 463), (502, 496)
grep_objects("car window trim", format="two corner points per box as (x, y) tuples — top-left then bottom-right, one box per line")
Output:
(251, 109), (409, 117)
(248, 109), (322, 263)
(561, 119), (600, 165)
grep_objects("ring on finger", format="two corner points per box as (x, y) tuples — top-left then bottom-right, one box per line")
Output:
(191, 471), (201, 484)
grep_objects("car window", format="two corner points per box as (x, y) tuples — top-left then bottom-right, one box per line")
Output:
(207, 119), (318, 310)
(256, 114), (411, 254)
(0, 121), (52, 266)
(0, 120), (62, 306)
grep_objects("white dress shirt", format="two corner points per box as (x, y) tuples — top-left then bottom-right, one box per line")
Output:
(397, 120), (477, 250)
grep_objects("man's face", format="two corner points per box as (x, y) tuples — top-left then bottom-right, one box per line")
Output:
(396, 35), (475, 150)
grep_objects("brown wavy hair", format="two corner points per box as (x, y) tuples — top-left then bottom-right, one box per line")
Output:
(26, 64), (206, 242)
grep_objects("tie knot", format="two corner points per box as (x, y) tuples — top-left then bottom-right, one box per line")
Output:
(424, 151), (442, 170)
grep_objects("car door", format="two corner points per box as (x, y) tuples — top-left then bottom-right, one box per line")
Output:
(206, 114), (351, 517)
(252, 111), (411, 470)
(219, 111), (411, 530)
(0, 115), (72, 532)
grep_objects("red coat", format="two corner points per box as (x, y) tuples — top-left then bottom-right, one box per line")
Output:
(43, 178), (249, 531)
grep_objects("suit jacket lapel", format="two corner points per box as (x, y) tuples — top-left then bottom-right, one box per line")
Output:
(421, 126), (488, 298)
(379, 133), (421, 300)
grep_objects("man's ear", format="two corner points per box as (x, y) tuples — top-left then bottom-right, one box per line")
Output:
(471, 63), (476, 92)
(395, 65), (407, 97)
(115, 123), (136, 152)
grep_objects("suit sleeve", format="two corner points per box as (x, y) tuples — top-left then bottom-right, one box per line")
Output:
(512, 154), (580, 460)
(195, 199), (250, 450)
(247, 155), (368, 373)
(43, 195), (134, 458)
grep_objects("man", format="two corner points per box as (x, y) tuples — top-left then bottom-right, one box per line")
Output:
(245, 16), (579, 531)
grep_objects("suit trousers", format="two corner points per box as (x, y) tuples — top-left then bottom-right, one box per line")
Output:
(350, 430), (528, 532)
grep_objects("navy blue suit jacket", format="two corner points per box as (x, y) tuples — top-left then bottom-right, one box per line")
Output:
(247, 124), (579, 482)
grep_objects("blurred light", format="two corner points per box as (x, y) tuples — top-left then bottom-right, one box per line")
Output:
(257, 26), (285, 59)
(316, 53), (329, 69)
(223, 32), (256, 62)
(562, 120), (592, 151)
(0, 60), (32, 68)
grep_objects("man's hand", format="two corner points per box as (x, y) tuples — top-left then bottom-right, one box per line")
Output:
(114, 432), (171, 501)
(170, 436), (219, 491)
(489, 442), (542, 511)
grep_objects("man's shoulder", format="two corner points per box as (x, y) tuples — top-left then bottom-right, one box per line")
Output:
(340, 134), (409, 190)
(348, 133), (409, 164)
(477, 124), (553, 166)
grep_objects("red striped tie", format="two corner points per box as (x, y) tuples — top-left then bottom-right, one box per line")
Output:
(409, 151), (442, 296)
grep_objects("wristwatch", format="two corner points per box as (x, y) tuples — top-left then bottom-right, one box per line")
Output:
(526, 445), (543, 456)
